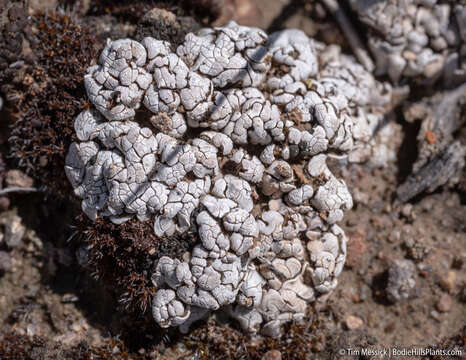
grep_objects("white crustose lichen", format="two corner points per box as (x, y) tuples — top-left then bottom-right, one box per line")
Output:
(349, 0), (466, 85)
(65, 21), (393, 336)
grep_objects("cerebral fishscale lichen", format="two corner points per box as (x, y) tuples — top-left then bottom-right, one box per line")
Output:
(66, 21), (393, 336)
(349, 0), (466, 85)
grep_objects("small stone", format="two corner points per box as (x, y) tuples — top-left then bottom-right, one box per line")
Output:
(176, 343), (187, 353)
(0, 213), (26, 248)
(386, 259), (416, 303)
(345, 228), (367, 268)
(344, 315), (364, 330)
(439, 271), (456, 292)
(436, 293), (453, 312)
(5, 169), (34, 188)
(61, 293), (79, 303)
(0, 251), (12, 273)
(430, 310), (441, 321)
(401, 203), (413, 218)
(388, 230), (401, 243)
(71, 322), (82, 332)
(262, 350), (282, 360)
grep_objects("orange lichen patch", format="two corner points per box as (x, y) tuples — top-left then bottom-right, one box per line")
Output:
(425, 130), (437, 145)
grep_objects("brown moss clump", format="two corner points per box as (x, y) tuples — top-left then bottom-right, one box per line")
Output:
(3, 9), (98, 196)
(184, 315), (326, 360)
(88, 0), (220, 26)
(134, 8), (201, 46)
(87, 0), (165, 24)
(76, 214), (198, 315)
(424, 326), (465, 360)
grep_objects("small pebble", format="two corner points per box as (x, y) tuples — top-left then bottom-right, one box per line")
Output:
(262, 350), (282, 360)
(176, 343), (187, 353)
(0, 214), (26, 248)
(439, 271), (456, 292)
(388, 230), (401, 243)
(401, 203), (413, 218)
(386, 259), (416, 303)
(344, 315), (364, 330)
(5, 169), (34, 188)
(345, 228), (367, 268)
(436, 293), (453, 312)
(61, 293), (79, 303)
(430, 310), (441, 321)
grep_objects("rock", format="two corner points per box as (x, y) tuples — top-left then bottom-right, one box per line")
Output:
(0, 213), (26, 248)
(436, 293), (453, 312)
(344, 315), (364, 330)
(346, 228), (367, 268)
(401, 203), (413, 218)
(439, 271), (456, 292)
(262, 350), (282, 360)
(386, 259), (416, 303)
(388, 230), (401, 243)
(5, 169), (34, 188)
(430, 310), (441, 321)
(0, 251), (12, 273)
(61, 293), (79, 303)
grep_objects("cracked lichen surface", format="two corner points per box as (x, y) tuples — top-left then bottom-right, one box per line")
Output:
(349, 0), (466, 84)
(65, 21), (393, 336)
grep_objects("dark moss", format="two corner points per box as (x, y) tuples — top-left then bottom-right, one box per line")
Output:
(423, 326), (465, 360)
(87, 0), (222, 26)
(3, 10), (98, 197)
(87, 0), (168, 24)
(185, 313), (326, 360)
(76, 214), (198, 315)
(133, 8), (201, 46)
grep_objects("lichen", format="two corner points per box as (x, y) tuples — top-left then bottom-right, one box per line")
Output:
(349, 0), (466, 86)
(66, 21), (393, 336)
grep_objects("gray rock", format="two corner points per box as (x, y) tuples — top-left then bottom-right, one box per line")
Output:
(386, 259), (416, 303)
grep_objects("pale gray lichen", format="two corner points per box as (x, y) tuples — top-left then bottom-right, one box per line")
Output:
(66, 21), (394, 336)
(349, 0), (466, 85)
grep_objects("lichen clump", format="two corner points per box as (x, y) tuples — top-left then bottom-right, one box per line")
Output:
(66, 22), (392, 336)
(349, 0), (466, 85)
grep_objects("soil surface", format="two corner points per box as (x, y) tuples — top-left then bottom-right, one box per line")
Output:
(0, 0), (464, 359)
